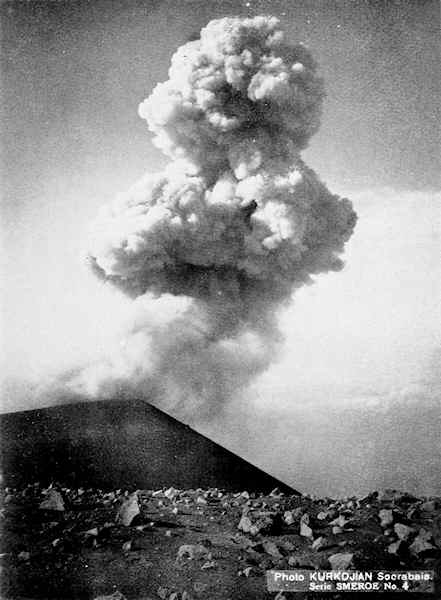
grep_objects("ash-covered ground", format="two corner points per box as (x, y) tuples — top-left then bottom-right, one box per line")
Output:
(1, 483), (440, 600)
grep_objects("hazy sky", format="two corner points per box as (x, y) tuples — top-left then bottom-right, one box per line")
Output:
(1, 0), (440, 495)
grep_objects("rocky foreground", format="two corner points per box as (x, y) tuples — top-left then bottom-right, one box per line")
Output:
(1, 484), (440, 599)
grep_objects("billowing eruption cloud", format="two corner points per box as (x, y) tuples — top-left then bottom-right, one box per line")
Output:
(84, 16), (356, 417)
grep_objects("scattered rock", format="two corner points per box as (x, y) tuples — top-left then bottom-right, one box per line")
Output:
(287, 548), (324, 569)
(420, 500), (437, 512)
(394, 523), (414, 541)
(387, 540), (405, 555)
(433, 516), (441, 548)
(291, 507), (304, 519)
(283, 510), (295, 525)
(409, 529), (436, 555)
(330, 514), (349, 528)
(238, 515), (253, 534)
(379, 508), (394, 528)
(407, 507), (419, 519)
(93, 592), (127, 600)
(312, 536), (326, 551)
(237, 512), (274, 536)
(377, 489), (398, 503)
(39, 490), (65, 512)
(378, 489), (419, 505)
(177, 544), (209, 561)
(328, 552), (353, 569)
(2, 481), (439, 599)
(18, 551), (30, 561)
(164, 487), (178, 501)
(262, 541), (283, 558)
(300, 513), (313, 539)
(300, 521), (313, 538)
(359, 492), (377, 504)
(116, 493), (140, 527)
(258, 556), (274, 570)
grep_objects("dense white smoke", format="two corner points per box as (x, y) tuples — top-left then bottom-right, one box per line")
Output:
(83, 16), (356, 416)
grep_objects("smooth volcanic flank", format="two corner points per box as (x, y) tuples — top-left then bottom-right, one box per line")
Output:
(0, 399), (297, 494)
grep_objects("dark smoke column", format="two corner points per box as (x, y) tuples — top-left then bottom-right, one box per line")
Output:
(86, 16), (357, 415)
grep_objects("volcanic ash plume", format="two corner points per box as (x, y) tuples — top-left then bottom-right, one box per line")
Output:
(85, 16), (357, 416)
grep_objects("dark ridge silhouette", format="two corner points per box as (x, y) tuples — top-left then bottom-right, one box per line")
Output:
(0, 398), (298, 494)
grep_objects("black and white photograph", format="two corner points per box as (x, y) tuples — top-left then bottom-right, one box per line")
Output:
(1, 1), (440, 598)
